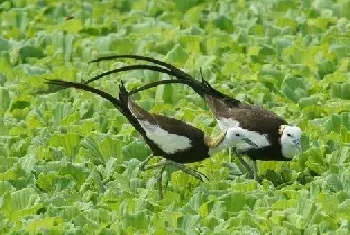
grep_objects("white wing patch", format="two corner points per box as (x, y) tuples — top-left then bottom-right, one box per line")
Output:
(217, 118), (239, 131)
(139, 121), (192, 154)
(236, 130), (270, 151)
(217, 118), (270, 150)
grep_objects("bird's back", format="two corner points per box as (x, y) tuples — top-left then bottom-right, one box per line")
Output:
(125, 97), (210, 163)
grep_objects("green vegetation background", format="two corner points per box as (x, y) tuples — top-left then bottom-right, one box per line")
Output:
(0, 0), (350, 234)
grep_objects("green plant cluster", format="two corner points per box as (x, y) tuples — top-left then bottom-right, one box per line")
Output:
(0, 0), (350, 234)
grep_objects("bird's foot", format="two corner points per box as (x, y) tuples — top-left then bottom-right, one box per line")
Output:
(166, 160), (209, 182)
(139, 155), (154, 171)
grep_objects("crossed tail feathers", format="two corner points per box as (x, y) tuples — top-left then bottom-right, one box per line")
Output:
(44, 79), (129, 114)
(45, 54), (240, 109)
(87, 54), (217, 98)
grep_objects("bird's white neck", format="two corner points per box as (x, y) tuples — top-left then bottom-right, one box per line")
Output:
(281, 144), (299, 159)
(208, 137), (232, 155)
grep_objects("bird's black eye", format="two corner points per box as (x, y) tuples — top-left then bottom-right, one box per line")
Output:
(236, 133), (240, 137)
(287, 134), (291, 137)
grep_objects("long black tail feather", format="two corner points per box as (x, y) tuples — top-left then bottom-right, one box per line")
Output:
(85, 65), (172, 84)
(45, 79), (124, 113)
(44, 79), (151, 137)
(87, 62), (212, 97)
(87, 54), (232, 101)
(129, 79), (205, 95)
(90, 54), (176, 68)
(89, 54), (191, 79)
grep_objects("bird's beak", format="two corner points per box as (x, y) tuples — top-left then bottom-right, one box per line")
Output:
(293, 139), (302, 152)
(243, 137), (258, 148)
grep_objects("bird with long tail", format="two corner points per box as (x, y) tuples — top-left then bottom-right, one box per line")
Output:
(44, 79), (258, 198)
(86, 55), (302, 180)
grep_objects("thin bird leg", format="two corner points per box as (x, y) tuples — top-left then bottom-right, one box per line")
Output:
(252, 160), (261, 182)
(157, 165), (166, 200)
(235, 152), (255, 179)
(139, 155), (154, 171)
(225, 147), (242, 176)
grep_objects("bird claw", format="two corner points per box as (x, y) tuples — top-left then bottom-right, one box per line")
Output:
(139, 155), (153, 171)
(166, 160), (209, 182)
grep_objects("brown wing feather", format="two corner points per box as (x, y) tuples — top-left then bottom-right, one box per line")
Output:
(127, 99), (207, 149)
(204, 95), (287, 135)
(127, 99), (151, 121)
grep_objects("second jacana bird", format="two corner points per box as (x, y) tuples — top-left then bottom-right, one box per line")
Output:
(44, 79), (258, 198)
(87, 55), (302, 180)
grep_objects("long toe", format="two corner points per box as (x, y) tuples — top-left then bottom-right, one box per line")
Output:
(139, 155), (153, 171)
(192, 170), (209, 182)
(181, 167), (205, 181)
(167, 160), (208, 182)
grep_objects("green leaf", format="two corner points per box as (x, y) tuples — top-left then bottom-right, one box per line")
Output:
(25, 217), (64, 235)
(165, 44), (188, 65)
(19, 45), (45, 62)
(0, 73), (6, 86)
(325, 174), (342, 193)
(330, 83), (350, 100)
(213, 16), (234, 33)
(219, 191), (247, 212)
(2, 188), (41, 220)
(17, 64), (48, 75)
(161, 210), (183, 228)
(123, 210), (151, 230)
(329, 44), (350, 60)
(79, 100), (94, 119)
(298, 96), (320, 108)
(0, 88), (10, 111)
(0, 181), (15, 196)
(98, 136), (124, 163)
(318, 59), (336, 79)
(81, 136), (105, 164)
(10, 100), (30, 110)
(0, 36), (9, 52)
(282, 76), (309, 102)
(297, 199), (317, 220)
(37, 172), (57, 193)
(48, 133), (81, 158)
(224, 162), (242, 176)
(173, 0), (199, 12)
(325, 112), (350, 132)
(122, 141), (151, 161)
(110, 37), (135, 55)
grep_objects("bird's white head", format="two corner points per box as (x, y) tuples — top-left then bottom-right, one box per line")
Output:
(226, 127), (258, 148)
(208, 127), (258, 155)
(280, 125), (302, 158)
